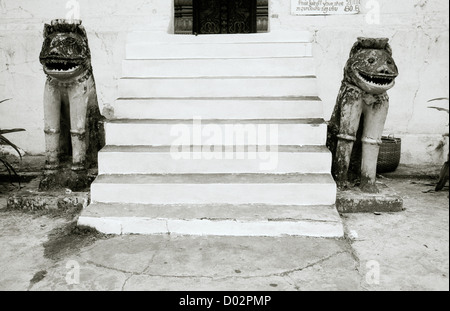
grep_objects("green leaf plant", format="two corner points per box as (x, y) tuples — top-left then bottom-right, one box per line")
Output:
(0, 99), (26, 184)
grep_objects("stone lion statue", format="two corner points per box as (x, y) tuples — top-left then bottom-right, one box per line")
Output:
(39, 19), (104, 190)
(327, 37), (399, 193)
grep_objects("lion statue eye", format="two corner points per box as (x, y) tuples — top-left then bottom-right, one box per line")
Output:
(367, 58), (375, 64)
(387, 59), (393, 65)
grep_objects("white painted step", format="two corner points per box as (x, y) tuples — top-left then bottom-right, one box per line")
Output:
(104, 119), (327, 146)
(98, 145), (332, 175)
(118, 76), (318, 98)
(90, 173), (337, 206)
(126, 31), (313, 44)
(78, 203), (344, 237)
(113, 97), (324, 120)
(122, 57), (316, 78)
(127, 42), (313, 59)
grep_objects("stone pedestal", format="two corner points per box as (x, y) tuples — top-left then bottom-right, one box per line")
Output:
(7, 188), (89, 212)
(336, 182), (404, 213)
(6, 177), (89, 212)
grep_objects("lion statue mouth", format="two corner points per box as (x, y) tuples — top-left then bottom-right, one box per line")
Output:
(41, 58), (86, 79)
(355, 69), (396, 88)
(351, 66), (398, 94)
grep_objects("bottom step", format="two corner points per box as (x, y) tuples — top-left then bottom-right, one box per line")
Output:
(78, 203), (344, 237)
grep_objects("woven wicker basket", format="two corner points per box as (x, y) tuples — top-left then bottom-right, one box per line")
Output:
(377, 136), (401, 173)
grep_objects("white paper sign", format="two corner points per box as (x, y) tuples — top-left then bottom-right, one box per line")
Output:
(291, 0), (361, 15)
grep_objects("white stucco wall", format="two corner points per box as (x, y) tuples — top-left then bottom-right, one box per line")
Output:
(0, 0), (448, 165)
(0, 0), (172, 155)
(269, 0), (450, 165)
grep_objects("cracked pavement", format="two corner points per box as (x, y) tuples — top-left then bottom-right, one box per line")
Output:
(29, 235), (359, 291)
(0, 177), (448, 291)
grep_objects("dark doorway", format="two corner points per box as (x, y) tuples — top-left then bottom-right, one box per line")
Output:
(194, 0), (256, 34)
(174, 0), (268, 35)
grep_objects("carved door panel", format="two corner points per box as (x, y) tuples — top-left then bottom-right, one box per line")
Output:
(193, 0), (257, 34)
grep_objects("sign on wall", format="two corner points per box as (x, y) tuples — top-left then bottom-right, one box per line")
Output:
(291, 0), (361, 15)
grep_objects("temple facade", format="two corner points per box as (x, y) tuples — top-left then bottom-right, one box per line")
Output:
(0, 0), (448, 166)
(0, 0), (448, 235)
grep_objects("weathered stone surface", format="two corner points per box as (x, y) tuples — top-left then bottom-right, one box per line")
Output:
(31, 235), (361, 291)
(38, 167), (97, 192)
(7, 189), (89, 211)
(336, 182), (403, 213)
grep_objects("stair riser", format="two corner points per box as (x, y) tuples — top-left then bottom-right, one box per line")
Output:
(78, 217), (344, 237)
(126, 42), (313, 59)
(122, 58), (316, 78)
(113, 99), (324, 120)
(118, 77), (318, 98)
(105, 123), (327, 146)
(91, 183), (337, 205)
(98, 151), (332, 174)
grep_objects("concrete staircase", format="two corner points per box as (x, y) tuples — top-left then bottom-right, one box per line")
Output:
(78, 31), (344, 237)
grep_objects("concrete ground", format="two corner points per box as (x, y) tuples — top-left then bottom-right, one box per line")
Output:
(0, 176), (448, 291)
